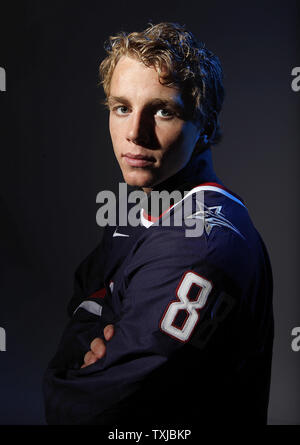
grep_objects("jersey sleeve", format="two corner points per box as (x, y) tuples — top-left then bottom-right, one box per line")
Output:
(47, 226), (118, 371)
(43, 227), (242, 425)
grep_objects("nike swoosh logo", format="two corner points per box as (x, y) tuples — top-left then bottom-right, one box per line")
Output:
(113, 227), (130, 238)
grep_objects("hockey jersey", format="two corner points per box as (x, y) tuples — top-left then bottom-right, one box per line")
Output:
(43, 168), (274, 426)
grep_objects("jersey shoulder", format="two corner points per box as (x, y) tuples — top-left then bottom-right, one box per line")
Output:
(140, 182), (256, 248)
(134, 183), (270, 291)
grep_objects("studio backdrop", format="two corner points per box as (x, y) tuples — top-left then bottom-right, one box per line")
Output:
(0, 0), (299, 425)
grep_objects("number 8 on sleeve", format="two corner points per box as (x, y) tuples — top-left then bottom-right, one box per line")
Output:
(160, 271), (213, 342)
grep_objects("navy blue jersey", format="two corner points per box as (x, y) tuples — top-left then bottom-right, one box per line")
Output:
(43, 179), (274, 426)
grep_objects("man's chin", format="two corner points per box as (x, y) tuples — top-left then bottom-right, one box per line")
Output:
(122, 171), (156, 189)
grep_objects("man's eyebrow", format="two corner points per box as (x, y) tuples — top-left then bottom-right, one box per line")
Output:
(107, 96), (184, 109)
(107, 96), (130, 106)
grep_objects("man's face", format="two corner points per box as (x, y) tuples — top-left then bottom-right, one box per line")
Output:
(108, 55), (200, 192)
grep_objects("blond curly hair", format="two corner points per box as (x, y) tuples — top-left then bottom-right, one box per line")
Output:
(99, 22), (225, 152)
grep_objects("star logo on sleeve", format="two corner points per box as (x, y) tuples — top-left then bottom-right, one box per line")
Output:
(186, 202), (245, 238)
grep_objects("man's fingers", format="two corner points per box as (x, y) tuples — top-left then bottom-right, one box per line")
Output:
(90, 337), (106, 358)
(104, 324), (114, 341)
(80, 329), (114, 368)
(82, 350), (97, 367)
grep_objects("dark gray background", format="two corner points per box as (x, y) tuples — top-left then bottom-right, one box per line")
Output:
(0, 0), (299, 425)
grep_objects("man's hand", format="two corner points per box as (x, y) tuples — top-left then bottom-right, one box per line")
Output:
(80, 324), (114, 368)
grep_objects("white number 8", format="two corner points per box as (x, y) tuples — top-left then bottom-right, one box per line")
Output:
(160, 271), (213, 342)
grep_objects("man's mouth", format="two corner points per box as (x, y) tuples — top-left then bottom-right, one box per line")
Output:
(122, 152), (156, 167)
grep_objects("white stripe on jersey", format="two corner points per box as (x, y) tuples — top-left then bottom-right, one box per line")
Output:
(140, 184), (247, 228)
(73, 300), (103, 317)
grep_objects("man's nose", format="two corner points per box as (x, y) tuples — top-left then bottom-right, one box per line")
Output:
(126, 110), (151, 146)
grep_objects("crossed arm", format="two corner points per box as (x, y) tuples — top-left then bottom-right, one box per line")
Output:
(80, 324), (114, 368)
(44, 229), (236, 425)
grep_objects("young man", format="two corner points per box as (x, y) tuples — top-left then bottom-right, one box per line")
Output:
(43, 22), (274, 425)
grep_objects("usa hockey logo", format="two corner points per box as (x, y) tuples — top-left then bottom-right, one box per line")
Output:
(186, 203), (245, 239)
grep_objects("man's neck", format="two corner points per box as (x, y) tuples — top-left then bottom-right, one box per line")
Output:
(143, 148), (222, 195)
(140, 148), (223, 218)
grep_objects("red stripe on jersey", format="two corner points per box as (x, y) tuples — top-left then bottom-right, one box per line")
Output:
(195, 182), (245, 205)
(143, 204), (175, 222)
(142, 181), (245, 221)
(89, 287), (106, 299)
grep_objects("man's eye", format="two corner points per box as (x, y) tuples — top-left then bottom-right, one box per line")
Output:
(114, 106), (129, 115)
(156, 108), (174, 118)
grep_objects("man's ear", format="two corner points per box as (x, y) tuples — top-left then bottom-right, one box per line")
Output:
(192, 111), (219, 155)
(205, 111), (218, 143)
(195, 128), (201, 145)
(192, 127), (208, 155)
